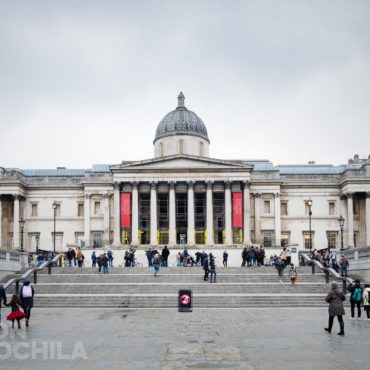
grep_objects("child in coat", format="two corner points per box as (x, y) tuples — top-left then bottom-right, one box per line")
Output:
(6, 294), (26, 328)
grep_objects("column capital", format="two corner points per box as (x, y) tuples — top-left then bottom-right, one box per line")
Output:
(187, 180), (194, 188)
(169, 181), (175, 190)
(84, 193), (92, 199)
(243, 180), (251, 188)
(206, 180), (213, 189)
(225, 181), (231, 189)
(366, 192), (370, 198)
(132, 181), (139, 189)
(113, 182), (120, 190)
(253, 192), (262, 198)
(13, 194), (20, 201)
(103, 192), (111, 199)
(273, 192), (280, 198)
(150, 181), (157, 189)
(346, 192), (354, 199)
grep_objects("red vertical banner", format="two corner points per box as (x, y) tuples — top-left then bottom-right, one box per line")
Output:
(121, 193), (131, 228)
(232, 192), (243, 228)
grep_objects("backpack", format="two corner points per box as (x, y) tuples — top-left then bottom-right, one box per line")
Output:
(352, 287), (362, 302)
(22, 286), (32, 298)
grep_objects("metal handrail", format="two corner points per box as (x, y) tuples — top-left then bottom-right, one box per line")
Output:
(3, 254), (62, 292)
(301, 253), (354, 294)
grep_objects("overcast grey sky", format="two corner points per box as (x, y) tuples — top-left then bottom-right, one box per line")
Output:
(1, 0), (369, 169)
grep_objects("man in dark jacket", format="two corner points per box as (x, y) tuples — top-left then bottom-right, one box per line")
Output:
(161, 246), (170, 267)
(20, 280), (34, 326)
(203, 254), (209, 281)
(347, 279), (363, 319)
(0, 284), (8, 329)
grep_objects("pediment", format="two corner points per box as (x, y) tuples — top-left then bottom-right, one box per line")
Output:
(111, 155), (253, 172)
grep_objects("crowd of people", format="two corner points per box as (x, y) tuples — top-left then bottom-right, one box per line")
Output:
(309, 249), (350, 277)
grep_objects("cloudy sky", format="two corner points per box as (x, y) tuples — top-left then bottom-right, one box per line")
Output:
(1, 0), (369, 169)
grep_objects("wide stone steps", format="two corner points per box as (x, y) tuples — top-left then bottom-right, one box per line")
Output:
(3, 266), (339, 308)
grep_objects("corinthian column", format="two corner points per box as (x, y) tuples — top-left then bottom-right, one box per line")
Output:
(243, 181), (251, 244)
(84, 193), (91, 247)
(13, 195), (20, 250)
(131, 182), (139, 246)
(0, 196), (3, 248)
(254, 193), (262, 243)
(150, 182), (158, 245)
(206, 181), (214, 245)
(366, 192), (370, 247)
(187, 181), (195, 246)
(169, 181), (176, 245)
(103, 193), (110, 242)
(224, 181), (232, 245)
(274, 193), (281, 247)
(347, 193), (354, 248)
(113, 182), (121, 245)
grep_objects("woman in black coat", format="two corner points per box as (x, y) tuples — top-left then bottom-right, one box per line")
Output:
(324, 282), (346, 335)
(20, 280), (34, 327)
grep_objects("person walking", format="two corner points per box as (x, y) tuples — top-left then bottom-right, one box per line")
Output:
(203, 254), (209, 281)
(276, 258), (285, 278)
(324, 282), (346, 335)
(241, 247), (247, 267)
(6, 294), (26, 329)
(363, 284), (370, 320)
(101, 253), (109, 274)
(0, 283), (8, 330)
(19, 280), (34, 327)
(107, 250), (114, 267)
(209, 253), (217, 283)
(348, 279), (363, 320)
(161, 246), (170, 267)
(91, 251), (97, 268)
(289, 264), (298, 287)
(259, 246), (265, 266)
(66, 248), (75, 267)
(153, 253), (161, 277)
(339, 255), (349, 277)
(280, 247), (287, 267)
(146, 248), (153, 267)
(76, 248), (84, 268)
(223, 251), (228, 267)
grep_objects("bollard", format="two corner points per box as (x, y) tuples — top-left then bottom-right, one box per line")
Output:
(34, 270), (38, 284)
(311, 263), (315, 274)
(342, 279), (347, 295)
(15, 280), (19, 294)
(48, 263), (52, 275)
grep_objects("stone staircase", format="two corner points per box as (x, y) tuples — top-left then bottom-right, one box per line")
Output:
(3, 266), (339, 308)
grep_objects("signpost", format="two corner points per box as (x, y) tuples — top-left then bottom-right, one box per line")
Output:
(178, 289), (192, 312)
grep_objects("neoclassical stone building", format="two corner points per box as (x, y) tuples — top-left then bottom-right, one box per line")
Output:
(1, 93), (370, 252)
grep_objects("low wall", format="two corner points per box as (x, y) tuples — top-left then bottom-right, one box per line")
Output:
(0, 249), (28, 273)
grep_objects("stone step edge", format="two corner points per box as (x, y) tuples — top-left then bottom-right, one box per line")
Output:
(29, 293), (326, 297)
(30, 282), (331, 286)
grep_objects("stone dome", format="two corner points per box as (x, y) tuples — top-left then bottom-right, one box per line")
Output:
(154, 92), (210, 143)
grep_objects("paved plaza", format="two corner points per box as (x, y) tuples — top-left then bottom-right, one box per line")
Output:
(1, 307), (369, 370)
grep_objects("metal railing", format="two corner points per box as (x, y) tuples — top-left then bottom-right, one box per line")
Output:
(3, 254), (62, 294)
(301, 253), (354, 294)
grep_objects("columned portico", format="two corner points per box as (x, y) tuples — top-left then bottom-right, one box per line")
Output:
(113, 182), (120, 245)
(150, 182), (158, 245)
(131, 182), (139, 246)
(274, 193), (281, 247)
(169, 182), (176, 245)
(366, 192), (370, 247)
(103, 193), (110, 241)
(347, 193), (354, 248)
(187, 181), (195, 246)
(224, 182), (232, 244)
(243, 181), (251, 244)
(84, 194), (91, 247)
(13, 194), (20, 250)
(206, 181), (214, 245)
(0, 196), (2, 247)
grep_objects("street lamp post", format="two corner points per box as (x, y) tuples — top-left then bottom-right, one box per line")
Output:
(35, 234), (40, 255)
(338, 215), (345, 251)
(52, 201), (57, 253)
(19, 218), (26, 252)
(307, 199), (313, 252)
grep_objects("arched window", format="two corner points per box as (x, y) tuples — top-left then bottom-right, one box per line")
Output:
(159, 142), (164, 157)
(199, 142), (204, 156)
(179, 139), (184, 154)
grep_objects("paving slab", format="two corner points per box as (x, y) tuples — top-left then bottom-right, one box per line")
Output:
(0, 307), (369, 369)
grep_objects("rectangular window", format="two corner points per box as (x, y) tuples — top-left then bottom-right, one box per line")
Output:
(281, 232), (290, 247)
(263, 231), (272, 247)
(281, 202), (288, 216)
(329, 202), (335, 216)
(31, 203), (38, 217)
(75, 233), (85, 248)
(264, 200), (271, 214)
(78, 203), (84, 217)
(51, 232), (63, 251)
(92, 232), (103, 248)
(303, 232), (313, 249)
(327, 231), (337, 249)
(29, 233), (40, 251)
(94, 201), (101, 215)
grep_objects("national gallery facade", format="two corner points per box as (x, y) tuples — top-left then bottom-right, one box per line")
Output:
(1, 93), (370, 252)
